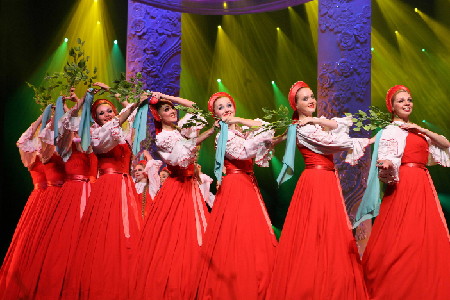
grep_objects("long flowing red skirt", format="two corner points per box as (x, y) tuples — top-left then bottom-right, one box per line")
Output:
(362, 165), (450, 299)
(195, 171), (277, 300)
(130, 174), (208, 300)
(267, 168), (367, 300)
(62, 174), (140, 300)
(1, 185), (63, 300)
(29, 180), (90, 299)
(0, 187), (45, 296)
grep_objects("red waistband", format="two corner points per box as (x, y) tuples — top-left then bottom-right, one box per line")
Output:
(305, 164), (335, 171)
(401, 162), (426, 169)
(99, 168), (129, 176)
(47, 180), (65, 187)
(65, 174), (90, 182)
(34, 182), (47, 190)
(226, 168), (254, 175)
(169, 168), (194, 178)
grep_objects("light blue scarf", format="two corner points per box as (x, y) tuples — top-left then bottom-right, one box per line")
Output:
(40, 104), (53, 133)
(214, 121), (228, 182)
(353, 130), (384, 228)
(53, 96), (64, 151)
(132, 102), (149, 155)
(276, 124), (297, 185)
(79, 89), (94, 151)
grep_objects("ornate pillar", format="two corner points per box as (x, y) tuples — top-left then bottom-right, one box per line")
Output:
(317, 0), (372, 253)
(127, 1), (182, 157)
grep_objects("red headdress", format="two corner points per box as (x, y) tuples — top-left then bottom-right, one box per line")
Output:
(149, 99), (174, 135)
(385, 85), (411, 113)
(288, 81), (310, 120)
(207, 92), (236, 114)
(136, 160), (147, 167)
(160, 167), (170, 174)
(91, 99), (118, 125)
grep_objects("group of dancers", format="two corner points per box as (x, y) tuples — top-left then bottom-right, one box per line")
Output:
(1, 80), (449, 300)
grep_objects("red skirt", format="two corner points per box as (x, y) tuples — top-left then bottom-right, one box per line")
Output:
(267, 168), (368, 300)
(28, 180), (90, 299)
(1, 186), (63, 300)
(62, 174), (140, 300)
(196, 172), (277, 300)
(130, 175), (208, 300)
(362, 166), (450, 299)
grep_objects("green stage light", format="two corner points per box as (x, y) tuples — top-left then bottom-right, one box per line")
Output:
(114, 40), (118, 45)
(422, 120), (426, 123)
(271, 81), (275, 84)
(371, 47), (374, 51)
(64, 38), (69, 43)
(217, 79), (221, 82)
(421, 48), (426, 52)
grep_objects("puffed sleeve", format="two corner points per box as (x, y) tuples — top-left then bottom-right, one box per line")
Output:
(38, 121), (57, 164)
(17, 123), (40, 167)
(178, 113), (207, 139)
(377, 125), (407, 183)
(56, 108), (80, 161)
(427, 137), (450, 167)
(156, 131), (198, 168)
(145, 159), (163, 198)
(90, 117), (124, 154)
(218, 120), (274, 167)
(297, 117), (369, 165)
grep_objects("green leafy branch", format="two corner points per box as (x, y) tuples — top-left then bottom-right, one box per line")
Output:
(176, 104), (211, 129)
(27, 72), (65, 109)
(62, 38), (97, 92)
(109, 72), (144, 103)
(345, 106), (392, 132)
(256, 105), (293, 135)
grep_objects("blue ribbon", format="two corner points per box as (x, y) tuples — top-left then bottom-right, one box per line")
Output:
(53, 96), (64, 151)
(40, 104), (53, 133)
(276, 124), (297, 186)
(214, 121), (228, 182)
(353, 130), (384, 228)
(79, 90), (94, 151)
(132, 102), (149, 155)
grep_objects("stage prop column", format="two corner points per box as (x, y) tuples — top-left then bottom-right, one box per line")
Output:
(317, 0), (372, 255)
(126, 0), (182, 157)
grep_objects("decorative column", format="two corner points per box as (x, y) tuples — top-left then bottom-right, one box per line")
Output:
(127, 0), (182, 157)
(317, 0), (372, 253)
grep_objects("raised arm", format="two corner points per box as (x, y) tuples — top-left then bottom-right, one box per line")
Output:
(400, 123), (450, 149)
(297, 116), (338, 130)
(152, 92), (195, 108)
(117, 92), (148, 126)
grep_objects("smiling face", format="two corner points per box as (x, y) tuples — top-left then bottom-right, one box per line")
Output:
(157, 103), (178, 124)
(134, 164), (146, 182)
(213, 97), (235, 119)
(392, 91), (413, 119)
(295, 87), (316, 117)
(96, 104), (116, 125)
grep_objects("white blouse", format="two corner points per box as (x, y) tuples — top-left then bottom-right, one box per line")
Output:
(378, 122), (450, 183)
(215, 119), (274, 167)
(296, 116), (369, 165)
(155, 114), (204, 168)
(17, 121), (41, 167)
(134, 160), (163, 198)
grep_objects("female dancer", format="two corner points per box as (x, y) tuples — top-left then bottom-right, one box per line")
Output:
(25, 88), (99, 299)
(361, 85), (450, 299)
(266, 81), (370, 300)
(195, 92), (277, 300)
(0, 112), (46, 297)
(62, 88), (145, 299)
(2, 101), (68, 299)
(130, 92), (215, 300)
(133, 149), (162, 219)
